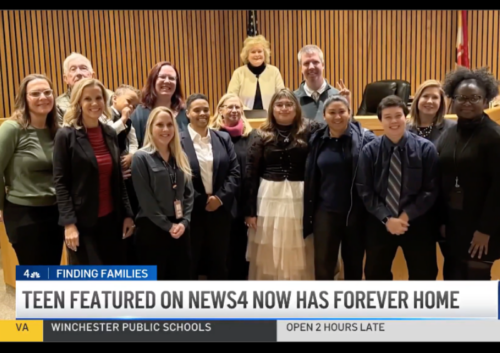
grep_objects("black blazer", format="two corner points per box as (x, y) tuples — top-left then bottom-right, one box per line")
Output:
(407, 118), (456, 145)
(53, 122), (134, 227)
(180, 128), (240, 218)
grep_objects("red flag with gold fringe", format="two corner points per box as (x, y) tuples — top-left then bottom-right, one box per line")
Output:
(456, 10), (469, 68)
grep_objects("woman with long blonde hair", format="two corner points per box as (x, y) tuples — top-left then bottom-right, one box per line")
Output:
(210, 93), (257, 279)
(244, 88), (322, 280)
(53, 78), (135, 265)
(132, 106), (194, 279)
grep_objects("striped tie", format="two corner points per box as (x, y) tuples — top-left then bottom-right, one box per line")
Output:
(386, 147), (402, 217)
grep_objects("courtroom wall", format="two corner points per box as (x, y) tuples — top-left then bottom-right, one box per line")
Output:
(0, 10), (499, 118)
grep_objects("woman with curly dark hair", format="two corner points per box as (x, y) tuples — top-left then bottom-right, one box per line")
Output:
(437, 66), (500, 280)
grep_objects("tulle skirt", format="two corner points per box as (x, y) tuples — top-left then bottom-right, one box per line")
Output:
(246, 179), (314, 280)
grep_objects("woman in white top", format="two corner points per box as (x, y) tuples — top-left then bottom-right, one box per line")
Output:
(227, 35), (285, 112)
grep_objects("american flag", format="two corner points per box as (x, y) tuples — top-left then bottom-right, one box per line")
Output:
(247, 10), (258, 36)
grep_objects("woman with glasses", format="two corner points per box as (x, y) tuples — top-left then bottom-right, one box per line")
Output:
(0, 74), (64, 265)
(437, 67), (500, 280)
(244, 88), (321, 280)
(210, 93), (257, 279)
(131, 61), (189, 147)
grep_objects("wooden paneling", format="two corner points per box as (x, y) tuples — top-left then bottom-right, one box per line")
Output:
(252, 10), (500, 112)
(0, 10), (244, 117)
(0, 11), (499, 118)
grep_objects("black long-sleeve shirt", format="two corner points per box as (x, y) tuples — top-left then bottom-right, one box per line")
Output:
(437, 114), (500, 257)
(356, 130), (439, 222)
(244, 121), (322, 217)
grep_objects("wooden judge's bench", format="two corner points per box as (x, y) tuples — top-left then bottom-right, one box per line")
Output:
(1, 108), (500, 287)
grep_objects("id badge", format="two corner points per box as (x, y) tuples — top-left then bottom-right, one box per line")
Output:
(174, 200), (183, 219)
(449, 186), (464, 210)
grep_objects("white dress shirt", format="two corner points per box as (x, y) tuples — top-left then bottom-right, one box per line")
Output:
(303, 78), (327, 97)
(188, 124), (214, 195)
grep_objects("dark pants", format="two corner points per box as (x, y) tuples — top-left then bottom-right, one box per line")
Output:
(191, 206), (232, 280)
(135, 217), (191, 280)
(228, 217), (249, 280)
(313, 209), (365, 280)
(365, 214), (438, 280)
(124, 177), (138, 265)
(443, 209), (499, 280)
(442, 256), (493, 280)
(3, 201), (64, 265)
(125, 177), (139, 216)
(68, 212), (125, 265)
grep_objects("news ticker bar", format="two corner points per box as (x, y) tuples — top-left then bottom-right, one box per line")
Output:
(2, 320), (500, 342)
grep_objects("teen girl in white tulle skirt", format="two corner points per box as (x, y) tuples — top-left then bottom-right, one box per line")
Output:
(244, 88), (321, 280)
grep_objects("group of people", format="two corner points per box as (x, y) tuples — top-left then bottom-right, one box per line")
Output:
(1, 35), (500, 282)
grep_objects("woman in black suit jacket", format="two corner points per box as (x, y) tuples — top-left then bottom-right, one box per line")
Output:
(181, 93), (240, 280)
(210, 93), (257, 279)
(131, 61), (189, 147)
(53, 78), (135, 265)
(406, 80), (456, 279)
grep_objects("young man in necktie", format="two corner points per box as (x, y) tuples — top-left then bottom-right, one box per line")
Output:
(356, 95), (440, 280)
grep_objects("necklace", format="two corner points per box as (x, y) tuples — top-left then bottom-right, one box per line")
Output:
(417, 124), (433, 138)
(277, 129), (291, 143)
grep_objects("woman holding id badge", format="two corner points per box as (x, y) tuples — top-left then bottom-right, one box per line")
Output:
(131, 106), (194, 280)
(437, 67), (500, 280)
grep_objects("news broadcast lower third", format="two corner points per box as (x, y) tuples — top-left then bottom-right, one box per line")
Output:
(0, 265), (496, 342)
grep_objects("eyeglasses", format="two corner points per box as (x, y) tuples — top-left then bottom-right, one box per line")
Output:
(28, 90), (53, 98)
(222, 105), (241, 111)
(453, 95), (482, 103)
(157, 75), (176, 82)
(274, 102), (294, 109)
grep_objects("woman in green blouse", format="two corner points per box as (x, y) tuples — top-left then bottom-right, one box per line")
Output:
(0, 74), (64, 265)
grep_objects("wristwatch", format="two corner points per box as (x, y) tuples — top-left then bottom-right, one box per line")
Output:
(381, 216), (390, 225)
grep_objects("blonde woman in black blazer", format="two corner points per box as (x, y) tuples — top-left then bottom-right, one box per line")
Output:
(53, 78), (134, 265)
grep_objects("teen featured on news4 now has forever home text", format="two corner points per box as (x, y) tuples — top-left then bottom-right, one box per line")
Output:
(0, 265), (497, 342)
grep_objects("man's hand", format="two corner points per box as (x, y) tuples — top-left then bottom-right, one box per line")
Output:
(386, 217), (408, 235)
(399, 212), (409, 223)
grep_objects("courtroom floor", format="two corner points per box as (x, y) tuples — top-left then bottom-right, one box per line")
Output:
(0, 251), (16, 319)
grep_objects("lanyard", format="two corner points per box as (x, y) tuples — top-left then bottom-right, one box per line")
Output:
(453, 127), (477, 187)
(158, 154), (177, 190)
